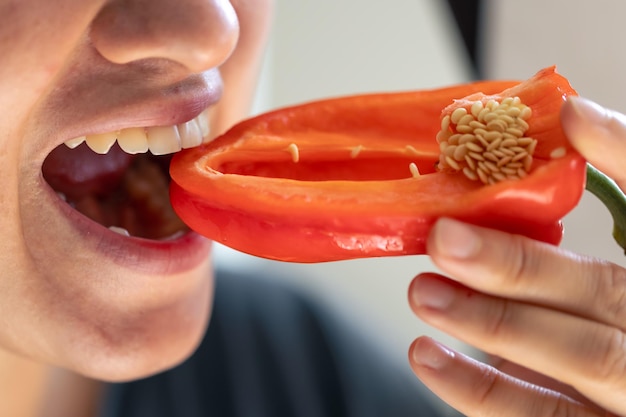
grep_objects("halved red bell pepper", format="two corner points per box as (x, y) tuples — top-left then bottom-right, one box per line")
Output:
(170, 67), (587, 263)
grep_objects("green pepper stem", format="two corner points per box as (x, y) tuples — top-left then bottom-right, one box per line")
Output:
(585, 163), (626, 254)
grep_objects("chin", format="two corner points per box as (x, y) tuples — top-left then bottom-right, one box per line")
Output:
(70, 267), (215, 382)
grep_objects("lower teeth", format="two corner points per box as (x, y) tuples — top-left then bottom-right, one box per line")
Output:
(107, 225), (189, 241)
(161, 230), (186, 241)
(108, 226), (131, 236)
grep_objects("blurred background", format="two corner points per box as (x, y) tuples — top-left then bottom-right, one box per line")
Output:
(214, 1), (626, 412)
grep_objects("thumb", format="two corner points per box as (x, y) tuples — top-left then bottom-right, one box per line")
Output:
(561, 96), (626, 192)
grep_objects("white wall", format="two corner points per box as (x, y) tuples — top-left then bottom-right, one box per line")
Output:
(268, 0), (470, 105)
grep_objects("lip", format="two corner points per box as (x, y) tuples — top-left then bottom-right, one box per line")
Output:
(33, 69), (224, 162)
(40, 172), (212, 275)
(30, 70), (223, 275)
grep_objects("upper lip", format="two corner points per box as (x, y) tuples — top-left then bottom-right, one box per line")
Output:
(19, 56), (220, 273)
(31, 65), (223, 162)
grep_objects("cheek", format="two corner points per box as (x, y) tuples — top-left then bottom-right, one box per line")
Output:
(0, 1), (103, 109)
(211, 0), (274, 133)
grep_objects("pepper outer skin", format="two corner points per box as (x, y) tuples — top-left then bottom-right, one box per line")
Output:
(170, 67), (587, 263)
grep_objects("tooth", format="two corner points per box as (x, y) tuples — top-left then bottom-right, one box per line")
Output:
(160, 230), (187, 241)
(77, 110), (213, 157)
(85, 132), (117, 154)
(64, 136), (86, 149)
(117, 127), (149, 154)
(196, 111), (210, 139)
(177, 120), (203, 149)
(56, 192), (67, 202)
(109, 226), (130, 236)
(147, 125), (181, 155)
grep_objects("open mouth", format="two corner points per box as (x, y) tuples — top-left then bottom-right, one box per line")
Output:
(42, 110), (212, 241)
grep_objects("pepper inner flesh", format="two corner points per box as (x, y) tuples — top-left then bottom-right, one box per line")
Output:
(217, 152), (437, 181)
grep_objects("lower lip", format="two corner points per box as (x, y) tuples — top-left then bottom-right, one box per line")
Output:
(42, 177), (212, 275)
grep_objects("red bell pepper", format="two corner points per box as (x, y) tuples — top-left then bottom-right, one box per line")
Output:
(170, 67), (587, 262)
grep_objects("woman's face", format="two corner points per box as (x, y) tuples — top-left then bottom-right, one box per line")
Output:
(0, 0), (272, 381)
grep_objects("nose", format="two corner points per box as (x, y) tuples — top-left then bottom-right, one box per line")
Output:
(90, 0), (240, 73)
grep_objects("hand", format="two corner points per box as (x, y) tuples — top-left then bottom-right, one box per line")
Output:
(407, 97), (626, 416)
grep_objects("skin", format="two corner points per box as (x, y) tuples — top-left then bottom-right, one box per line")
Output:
(409, 97), (626, 416)
(0, 0), (272, 415)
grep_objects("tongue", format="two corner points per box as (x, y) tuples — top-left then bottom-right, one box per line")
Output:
(43, 143), (134, 199)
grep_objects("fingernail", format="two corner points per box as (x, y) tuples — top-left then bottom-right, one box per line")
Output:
(431, 218), (481, 259)
(411, 337), (455, 370)
(568, 96), (608, 126)
(412, 276), (456, 310)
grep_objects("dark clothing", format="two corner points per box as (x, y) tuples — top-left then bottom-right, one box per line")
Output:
(98, 269), (446, 416)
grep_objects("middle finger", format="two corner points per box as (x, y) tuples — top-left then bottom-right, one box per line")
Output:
(427, 218), (626, 331)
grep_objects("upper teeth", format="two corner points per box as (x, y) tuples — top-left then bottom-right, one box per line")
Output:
(64, 110), (212, 155)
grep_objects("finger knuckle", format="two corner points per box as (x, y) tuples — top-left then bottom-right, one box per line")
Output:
(586, 327), (626, 385)
(545, 394), (581, 417)
(498, 235), (538, 293)
(500, 236), (525, 287)
(484, 299), (514, 342)
(594, 261), (626, 327)
(475, 365), (500, 409)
